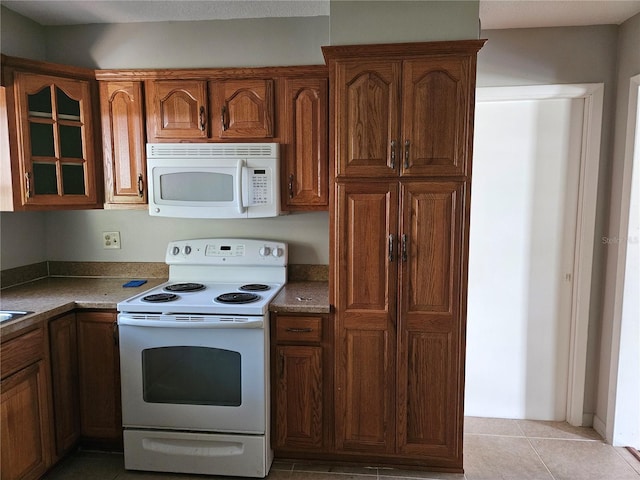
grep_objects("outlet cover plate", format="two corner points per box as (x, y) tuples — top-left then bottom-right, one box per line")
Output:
(103, 231), (121, 249)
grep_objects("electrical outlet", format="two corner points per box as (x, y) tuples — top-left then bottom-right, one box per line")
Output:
(103, 231), (121, 249)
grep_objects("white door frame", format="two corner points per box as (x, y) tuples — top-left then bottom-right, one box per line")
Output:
(475, 84), (604, 426)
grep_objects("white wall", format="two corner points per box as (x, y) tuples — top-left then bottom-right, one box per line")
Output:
(42, 16), (330, 69)
(475, 25), (618, 419)
(0, 212), (47, 270)
(329, 0), (479, 44)
(0, 6), (46, 60)
(44, 210), (330, 265)
(596, 12), (640, 446)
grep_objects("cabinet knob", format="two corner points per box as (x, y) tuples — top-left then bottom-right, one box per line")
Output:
(288, 174), (294, 198)
(388, 234), (394, 262)
(137, 173), (144, 197)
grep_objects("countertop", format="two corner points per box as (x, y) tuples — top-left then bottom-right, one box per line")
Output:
(0, 277), (330, 336)
(269, 281), (330, 314)
(0, 277), (168, 336)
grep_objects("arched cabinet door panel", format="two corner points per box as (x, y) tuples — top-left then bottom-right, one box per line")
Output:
(145, 80), (208, 140)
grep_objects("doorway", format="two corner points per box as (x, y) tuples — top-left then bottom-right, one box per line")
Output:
(465, 84), (603, 423)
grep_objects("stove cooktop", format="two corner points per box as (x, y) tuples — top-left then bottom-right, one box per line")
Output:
(117, 281), (283, 316)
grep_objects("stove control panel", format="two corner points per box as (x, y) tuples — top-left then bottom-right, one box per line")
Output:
(166, 238), (287, 266)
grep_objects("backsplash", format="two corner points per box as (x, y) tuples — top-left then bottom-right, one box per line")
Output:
(1, 262), (328, 289)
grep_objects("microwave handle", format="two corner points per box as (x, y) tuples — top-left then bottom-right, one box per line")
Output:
(236, 159), (246, 214)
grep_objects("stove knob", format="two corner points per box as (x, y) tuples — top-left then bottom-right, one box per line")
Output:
(172, 246), (180, 256)
(184, 246), (192, 255)
(271, 247), (284, 258)
(259, 246), (271, 257)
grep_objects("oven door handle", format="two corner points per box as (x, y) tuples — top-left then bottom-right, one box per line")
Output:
(118, 316), (264, 328)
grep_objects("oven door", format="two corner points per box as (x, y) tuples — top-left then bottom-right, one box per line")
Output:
(118, 314), (268, 434)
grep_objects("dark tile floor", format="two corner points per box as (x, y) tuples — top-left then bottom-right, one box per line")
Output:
(43, 418), (640, 480)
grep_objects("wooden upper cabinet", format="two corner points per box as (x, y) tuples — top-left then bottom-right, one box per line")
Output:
(401, 58), (472, 177)
(211, 79), (274, 139)
(324, 41), (483, 178)
(145, 80), (208, 140)
(100, 81), (146, 206)
(1, 55), (102, 211)
(145, 78), (276, 142)
(281, 77), (328, 210)
(333, 60), (401, 178)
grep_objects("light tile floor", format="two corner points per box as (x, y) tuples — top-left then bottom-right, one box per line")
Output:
(43, 418), (640, 480)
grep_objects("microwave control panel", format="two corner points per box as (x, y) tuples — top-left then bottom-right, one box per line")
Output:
(249, 169), (269, 205)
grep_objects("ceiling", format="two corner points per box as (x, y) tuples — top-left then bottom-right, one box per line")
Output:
(2, 0), (640, 29)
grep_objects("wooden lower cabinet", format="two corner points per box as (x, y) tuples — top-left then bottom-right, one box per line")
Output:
(271, 313), (332, 456)
(0, 327), (52, 480)
(76, 311), (123, 447)
(48, 313), (80, 457)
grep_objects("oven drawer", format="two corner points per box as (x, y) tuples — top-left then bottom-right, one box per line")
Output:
(275, 315), (322, 343)
(124, 429), (271, 477)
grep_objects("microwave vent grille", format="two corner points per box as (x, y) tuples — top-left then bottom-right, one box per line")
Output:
(148, 143), (277, 159)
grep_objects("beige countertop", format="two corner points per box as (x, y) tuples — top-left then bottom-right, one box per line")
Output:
(0, 277), (330, 336)
(270, 281), (330, 314)
(0, 277), (167, 336)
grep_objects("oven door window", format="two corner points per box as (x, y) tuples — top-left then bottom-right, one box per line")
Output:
(141, 346), (241, 406)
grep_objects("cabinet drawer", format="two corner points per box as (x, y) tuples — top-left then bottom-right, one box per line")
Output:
(1, 327), (44, 379)
(276, 316), (322, 343)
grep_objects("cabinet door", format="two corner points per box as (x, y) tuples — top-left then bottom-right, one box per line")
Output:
(401, 57), (474, 177)
(1, 362), (50, 480)
(282, 77), (328, 210)
(49, 313), (80, 457)
(211, 79), (274, 138)
(77, 311), (122, 445)
(396, 181), (465, 463)
(334, 181), (398, 453)
(333, 60), (401, 178)
(145, 80), (208, 140)
(275, 345), (323, 449)
(100, 81), (147, 206)
(14, 72), (98, 207)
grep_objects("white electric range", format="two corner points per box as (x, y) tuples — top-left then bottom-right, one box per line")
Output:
(117, 238), (287, 478)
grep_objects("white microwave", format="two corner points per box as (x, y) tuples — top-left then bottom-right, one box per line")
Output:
(147, 143), (281, 218)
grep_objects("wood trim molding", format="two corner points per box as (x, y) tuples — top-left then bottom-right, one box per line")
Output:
(95, 64), (327, 81)
(322, 39), (486, 62)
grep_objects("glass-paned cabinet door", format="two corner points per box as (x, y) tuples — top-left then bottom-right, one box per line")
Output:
(15, 72), (96, 206)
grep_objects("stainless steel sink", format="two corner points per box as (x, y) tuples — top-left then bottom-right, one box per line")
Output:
(0, 310), (33, 323)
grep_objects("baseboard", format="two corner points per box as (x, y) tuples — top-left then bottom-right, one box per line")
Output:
(593, 414), (607, 440)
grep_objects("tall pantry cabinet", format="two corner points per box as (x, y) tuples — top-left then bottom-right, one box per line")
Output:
(323, 40), (484, 472)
